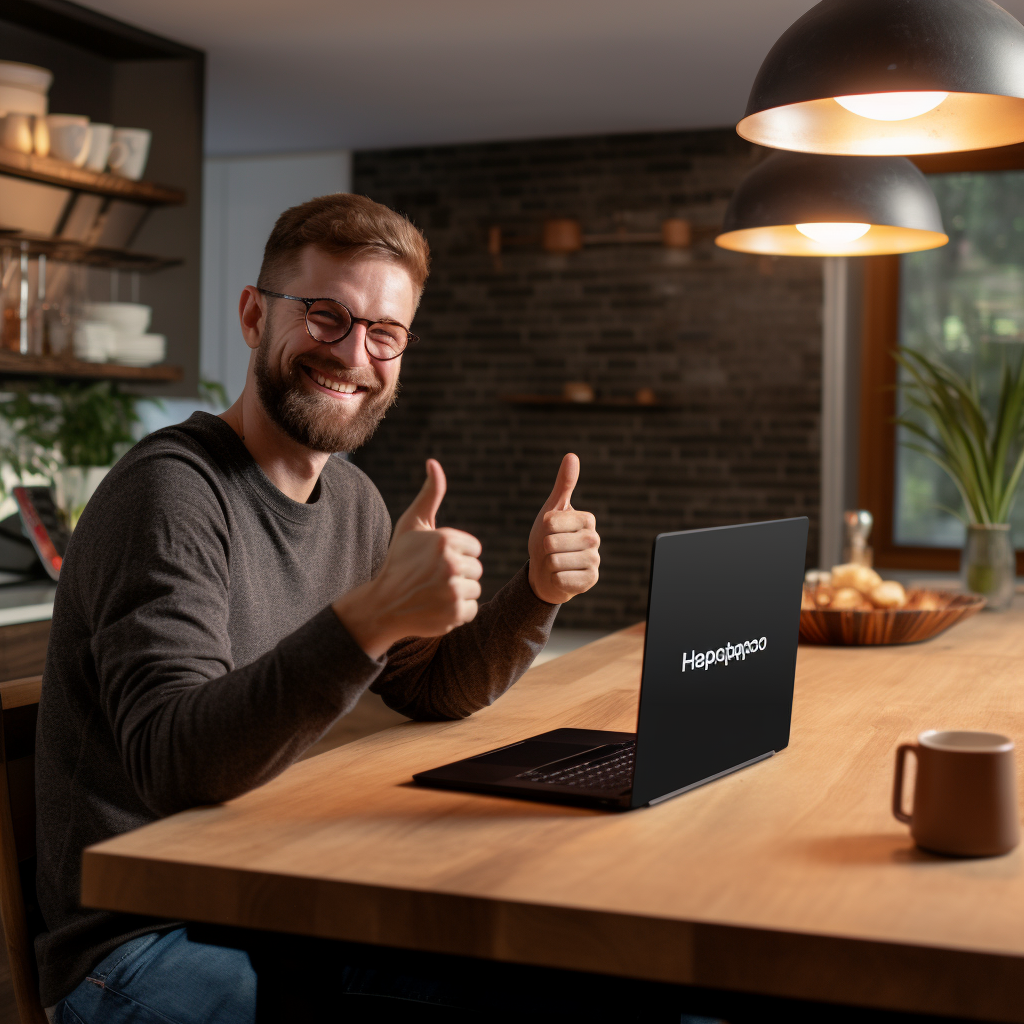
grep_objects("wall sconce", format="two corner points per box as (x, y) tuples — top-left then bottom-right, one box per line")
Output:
(487, 217), (700, 257)
(738, 0), (1024, 156)
(714, 150), (948, 256)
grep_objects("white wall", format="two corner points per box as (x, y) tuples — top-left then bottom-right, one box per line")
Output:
(139, 149), (352, 433)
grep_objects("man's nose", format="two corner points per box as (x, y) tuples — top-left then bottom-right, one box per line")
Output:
(324, 323), (371, 367)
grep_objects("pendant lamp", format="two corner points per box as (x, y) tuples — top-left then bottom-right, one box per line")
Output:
(738, 0), (1024, 156)
(715, 151), (948, 256)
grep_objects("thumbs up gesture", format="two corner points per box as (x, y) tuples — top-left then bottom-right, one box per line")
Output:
(528, 454), (600, 605)
(333, 459), (483, 659)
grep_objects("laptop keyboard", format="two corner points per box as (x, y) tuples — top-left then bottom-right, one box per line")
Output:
(517, 743), (635, 791)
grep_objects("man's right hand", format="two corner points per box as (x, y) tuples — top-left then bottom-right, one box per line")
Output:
(332, 459), (483, 660)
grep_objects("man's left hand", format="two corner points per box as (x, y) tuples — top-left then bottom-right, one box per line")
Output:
(528, 453), (600, 605)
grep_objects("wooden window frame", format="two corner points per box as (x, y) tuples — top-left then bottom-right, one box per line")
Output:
(860, 143), (1024, 573)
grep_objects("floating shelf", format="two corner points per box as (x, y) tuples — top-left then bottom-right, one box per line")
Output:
(0, 231), (182, 272)
(0, 150), (185, 206)
(0, 351), (182, 382)
(500, 394), (674, 409)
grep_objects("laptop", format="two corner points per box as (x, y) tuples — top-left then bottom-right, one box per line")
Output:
(413, 517), (808, 810)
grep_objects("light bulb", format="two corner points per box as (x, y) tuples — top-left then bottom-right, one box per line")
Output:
(795, 222), (871, 243)
(834, 91), (948, 121)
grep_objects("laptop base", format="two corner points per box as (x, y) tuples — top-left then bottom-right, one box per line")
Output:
(413, 729), (776, 811)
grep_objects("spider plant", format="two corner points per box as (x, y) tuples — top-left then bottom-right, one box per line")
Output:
(895, 346), (1024, 525)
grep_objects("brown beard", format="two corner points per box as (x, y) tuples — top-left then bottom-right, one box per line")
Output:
(253, 310), (398, 453)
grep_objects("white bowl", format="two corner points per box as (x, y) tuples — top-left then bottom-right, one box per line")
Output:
(0, 85), (46, 117)
(110, 332), (165, 366)
(0, 62), (52, 93)
(81, 302), (151, 334)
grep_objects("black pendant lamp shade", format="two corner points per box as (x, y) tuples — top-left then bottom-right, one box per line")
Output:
(715, 151), (948, 256)
(738, 0), (1024, 155)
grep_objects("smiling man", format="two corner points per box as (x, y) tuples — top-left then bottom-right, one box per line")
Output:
(36, 194), (601, 1023)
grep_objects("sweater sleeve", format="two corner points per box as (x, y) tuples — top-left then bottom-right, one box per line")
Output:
(370, 563), (559, 720)
(81, 453), (385, 816)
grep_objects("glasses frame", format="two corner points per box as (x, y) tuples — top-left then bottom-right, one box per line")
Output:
(257, 288), (418, 360)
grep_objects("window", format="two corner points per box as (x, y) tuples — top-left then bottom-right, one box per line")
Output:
(859, 145), (1024, 572)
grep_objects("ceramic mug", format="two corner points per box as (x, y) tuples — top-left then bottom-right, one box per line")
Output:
(32, 114), (49, 157)
(108, 127), (151, 181)
(893, 730), (1020, 856)
(47, 114), (90, 166)
(84, 122), (113, 173)
(1, 113), (33, 154)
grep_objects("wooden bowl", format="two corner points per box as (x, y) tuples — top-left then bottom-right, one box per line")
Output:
(799, 591), (986, 646)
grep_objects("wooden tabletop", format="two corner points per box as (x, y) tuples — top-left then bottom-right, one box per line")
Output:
(82, 609), (1024, 1021)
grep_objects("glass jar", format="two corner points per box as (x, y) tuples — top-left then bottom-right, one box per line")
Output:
(961, 524), (1016, 611)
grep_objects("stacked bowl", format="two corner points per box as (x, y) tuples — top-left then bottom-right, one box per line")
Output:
(76, 303), (166, 366)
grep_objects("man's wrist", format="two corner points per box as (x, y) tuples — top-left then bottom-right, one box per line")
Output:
(332, 581), (394, 660)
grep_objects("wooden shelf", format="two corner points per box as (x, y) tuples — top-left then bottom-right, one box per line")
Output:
(500, 394), (674, 409)
(0, 150), (185, 206)
(0, 232), (181, 272)
(0, 352), (182, 382)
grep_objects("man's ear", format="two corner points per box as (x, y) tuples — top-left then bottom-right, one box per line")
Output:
(238, 286), (265, 351)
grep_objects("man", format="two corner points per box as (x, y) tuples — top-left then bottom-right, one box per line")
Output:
(37, 193), (601, 1022)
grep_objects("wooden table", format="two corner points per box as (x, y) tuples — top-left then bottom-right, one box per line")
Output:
(81, 609), (1024, 1021)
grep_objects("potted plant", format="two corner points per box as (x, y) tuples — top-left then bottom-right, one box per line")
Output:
(0, 379), (143, 528)
(896, 346), (1024, 610)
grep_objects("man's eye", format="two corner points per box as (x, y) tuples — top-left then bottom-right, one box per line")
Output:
(310, 311), (345, 326)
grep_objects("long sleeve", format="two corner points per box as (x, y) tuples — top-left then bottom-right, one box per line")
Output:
(76, 453), (386, 816)
(371, 564), (559, 720)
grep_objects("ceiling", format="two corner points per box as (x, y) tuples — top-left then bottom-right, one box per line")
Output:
(81, 0), (1024, 157)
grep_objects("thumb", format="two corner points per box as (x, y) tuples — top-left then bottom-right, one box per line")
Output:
(541, 453), (579, 514)
(394, 459), (447, 536)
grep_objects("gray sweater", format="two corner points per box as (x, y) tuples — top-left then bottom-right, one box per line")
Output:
(34, 412), (557, 1005)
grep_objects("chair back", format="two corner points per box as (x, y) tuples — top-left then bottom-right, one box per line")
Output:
(0, 676), (47, 1023)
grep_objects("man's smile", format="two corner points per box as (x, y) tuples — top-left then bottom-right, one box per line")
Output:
(300, 363), (371, 399)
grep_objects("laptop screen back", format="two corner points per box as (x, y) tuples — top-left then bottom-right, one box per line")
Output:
(630, 517), (808, 808)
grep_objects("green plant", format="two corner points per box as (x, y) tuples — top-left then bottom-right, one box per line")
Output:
(895, 346), (1024, 525)
(0, 379), (143, 503)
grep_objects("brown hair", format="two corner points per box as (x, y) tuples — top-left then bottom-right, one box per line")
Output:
(256, 193), (430, 295)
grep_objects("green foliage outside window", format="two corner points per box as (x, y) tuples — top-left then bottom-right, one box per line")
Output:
(896, 171), (1024, 547)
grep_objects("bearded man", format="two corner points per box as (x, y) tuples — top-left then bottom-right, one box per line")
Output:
(36, 193), (601, 1023)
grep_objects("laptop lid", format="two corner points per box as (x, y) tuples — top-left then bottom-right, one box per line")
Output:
(629, 517), (808, 808)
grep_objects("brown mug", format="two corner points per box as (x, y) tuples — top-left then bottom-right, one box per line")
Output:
(893, 730), (1020, 856)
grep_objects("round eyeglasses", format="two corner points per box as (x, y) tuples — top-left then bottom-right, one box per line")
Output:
(257, 288), (418, 361)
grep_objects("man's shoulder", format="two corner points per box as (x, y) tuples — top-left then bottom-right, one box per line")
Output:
(322, 455), (391, 522)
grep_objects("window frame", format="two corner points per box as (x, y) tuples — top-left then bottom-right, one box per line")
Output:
(859, 142), (1024, 573)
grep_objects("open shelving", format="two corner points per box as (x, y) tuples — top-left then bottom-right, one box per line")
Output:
(0, 351), (182, 382)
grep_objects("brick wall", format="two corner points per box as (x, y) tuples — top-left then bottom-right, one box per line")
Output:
(352, 128), (822, 630)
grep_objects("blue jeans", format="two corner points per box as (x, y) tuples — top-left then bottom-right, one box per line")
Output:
(55, 928), (256, 1024)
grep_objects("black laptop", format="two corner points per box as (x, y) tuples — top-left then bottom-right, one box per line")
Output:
(413, 517), (808, 810)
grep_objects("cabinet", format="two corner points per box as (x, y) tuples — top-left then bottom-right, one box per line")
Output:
(0, 0), (204, 394)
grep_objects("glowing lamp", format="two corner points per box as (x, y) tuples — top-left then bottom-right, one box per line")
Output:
(715, 152), (948, 257)
(738, 0), (1024, 156)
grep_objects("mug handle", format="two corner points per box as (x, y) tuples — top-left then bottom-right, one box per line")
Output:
(892, 743), (918, 824)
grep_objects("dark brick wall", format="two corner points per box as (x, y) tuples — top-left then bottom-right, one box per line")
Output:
(352, 128), (822, 630)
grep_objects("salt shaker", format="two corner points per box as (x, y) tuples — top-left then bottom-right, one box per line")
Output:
(843, 510), (874, 567)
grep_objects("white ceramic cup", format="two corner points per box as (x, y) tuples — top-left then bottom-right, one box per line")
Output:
(84, 123), (113, 172)
(47, 115), (90, 166)
(108, 128), (151, 181)
(1, 113), (33, 154)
